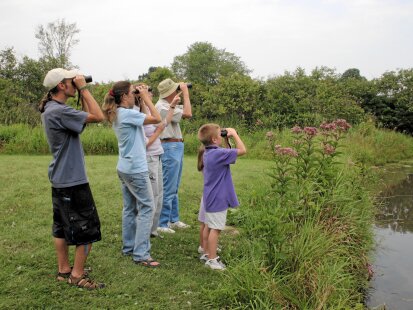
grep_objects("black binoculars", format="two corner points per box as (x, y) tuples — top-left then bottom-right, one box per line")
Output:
(72, 75), (92, 87)
(220, 129), (228, 137)
(133, 87), (153, 95)
(177, 83), (192, 91)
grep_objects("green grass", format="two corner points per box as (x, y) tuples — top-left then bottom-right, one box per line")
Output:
(1, 120), (413, 308)
(0, 155), (271, 309)
(2, 122), (413, 166)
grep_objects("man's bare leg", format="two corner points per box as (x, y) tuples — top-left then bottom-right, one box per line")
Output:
(54, 237), (71, 273)
(71, 244), (92, 278)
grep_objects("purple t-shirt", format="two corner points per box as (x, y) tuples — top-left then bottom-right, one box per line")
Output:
(203, 146), (239, 212)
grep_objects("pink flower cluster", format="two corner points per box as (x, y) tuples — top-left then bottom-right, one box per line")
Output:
(304, 127), (318, 136)
(323, 143), (335, 155)
(334, 119), (351, 131)
(291, 126), (302, 134)
(275, 145), (298, 157)
(291, 125), (318, 137)
(320, 122), (337, 131)
(320, 119), (352, 132)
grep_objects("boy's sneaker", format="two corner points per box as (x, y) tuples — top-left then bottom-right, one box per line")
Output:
(157, 227), (175, 234)
(218, 259), (226, 268)
(199, 254), (208, 262)
(170, 221), (190, 229)
(205, 256), (226, 270)
(198, 246), (221, 254)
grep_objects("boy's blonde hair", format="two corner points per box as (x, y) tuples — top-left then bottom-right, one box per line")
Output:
(198, 123), (220, 146)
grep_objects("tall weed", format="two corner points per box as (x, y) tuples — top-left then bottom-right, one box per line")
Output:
(209, 120), (374, 309)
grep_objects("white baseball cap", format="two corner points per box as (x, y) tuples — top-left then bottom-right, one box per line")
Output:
(43, 68), (80, 90)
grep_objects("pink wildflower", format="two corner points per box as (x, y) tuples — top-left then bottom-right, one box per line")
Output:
(256, 119), (264, 126)
(303, 127), (318, 137)
(320, 122), (337, 131)
(275, 147), (298, 157)
(334, 119), (351, 131)
(266, 131), (274, 139)
(323, 143), (335, 155)
(291, 126), (302, 134)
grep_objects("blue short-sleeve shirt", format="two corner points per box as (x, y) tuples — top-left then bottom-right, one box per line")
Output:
(113, 108), (147, 174)
(41, 100), (88, 188)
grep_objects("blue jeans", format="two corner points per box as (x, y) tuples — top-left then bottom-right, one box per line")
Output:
(117, 170), (154, 261)
(159, 142), (184, 227)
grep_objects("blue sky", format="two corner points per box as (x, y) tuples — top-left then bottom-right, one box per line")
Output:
(0, 0), (412, 82)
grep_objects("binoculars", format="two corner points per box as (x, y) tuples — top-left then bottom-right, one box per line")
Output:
(177, 83), (192, 91)
(133, 87), (153, 95)
(72, 75), (92, 88)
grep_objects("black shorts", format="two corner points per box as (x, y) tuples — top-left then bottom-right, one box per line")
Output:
(52, 183), (101, 245)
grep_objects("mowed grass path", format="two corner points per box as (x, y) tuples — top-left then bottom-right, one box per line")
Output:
(0, 155), (271, 309)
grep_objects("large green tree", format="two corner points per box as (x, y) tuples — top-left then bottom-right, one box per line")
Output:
(369, 69), (413, 132)
(200, 73), (261, 125)
(0, 47), (18, 80)
(0, 48), (59, 125)
(171, 42), (250, 86)
(35, 19), (80, 68)
(262, 67), (366, 128)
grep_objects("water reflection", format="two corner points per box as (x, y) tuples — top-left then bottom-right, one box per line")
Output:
(367, 173), (413, 309)
(375, 174), (413, 233)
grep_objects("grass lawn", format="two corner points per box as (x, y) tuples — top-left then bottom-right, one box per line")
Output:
(0, 155), (271, 309)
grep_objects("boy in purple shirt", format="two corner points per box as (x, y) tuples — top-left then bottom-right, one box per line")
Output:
(197, 124), (246, 270)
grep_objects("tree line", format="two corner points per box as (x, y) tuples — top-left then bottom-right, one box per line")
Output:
(0, 20), (412, 133)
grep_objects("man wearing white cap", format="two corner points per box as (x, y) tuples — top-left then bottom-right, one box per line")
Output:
(155, 78), (192, 233)
(40, 68), (105, 289)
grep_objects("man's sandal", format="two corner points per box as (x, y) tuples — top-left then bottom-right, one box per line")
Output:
(56, 266), (92, 282)
(134, 258), (160, 268)
(68, 274), (105, 290)
(56, 271), (72, 282)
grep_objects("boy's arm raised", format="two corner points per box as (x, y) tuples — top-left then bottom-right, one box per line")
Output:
(226, 128), (246, 156)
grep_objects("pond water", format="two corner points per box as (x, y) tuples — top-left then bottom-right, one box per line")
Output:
(367, 172), (413, 309)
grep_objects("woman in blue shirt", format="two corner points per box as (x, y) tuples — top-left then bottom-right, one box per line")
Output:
(103, 81), (161, 267)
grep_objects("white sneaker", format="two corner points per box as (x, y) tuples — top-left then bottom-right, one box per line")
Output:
(205, 256), (226, 270)
(218, 259), (226, 268)
(169, 221), (190, 229)
(198, 246), (221, 254)
(157, 227), (175, 234)
(199, 254), (208, 262)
